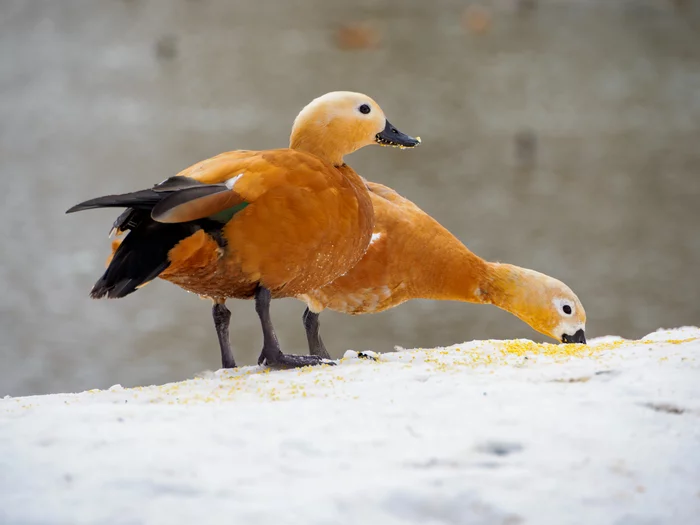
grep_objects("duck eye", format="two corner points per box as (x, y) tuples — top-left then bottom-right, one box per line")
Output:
(359, 104), (371, 115)
(562, 305), (572, 315)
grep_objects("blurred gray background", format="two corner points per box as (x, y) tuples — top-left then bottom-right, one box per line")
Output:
(1, 0), (699, 396)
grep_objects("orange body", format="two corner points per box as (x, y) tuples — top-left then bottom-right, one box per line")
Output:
(300, 181), (488, 314)
(98, 91), (421, 308)
(72, 90), (423, 368)
(149, 150), (374, 300)
(301, 182), (586, 343)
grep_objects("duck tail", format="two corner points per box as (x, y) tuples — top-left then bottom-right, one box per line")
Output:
(65, 189), (162, 214)
(90, 214), (197, 299)
(68, 177), (229, 299)
(68, 189), (196, 299)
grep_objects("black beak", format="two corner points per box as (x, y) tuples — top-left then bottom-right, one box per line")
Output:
(375, 120), (421, 149)
(561, 329), (587, 345)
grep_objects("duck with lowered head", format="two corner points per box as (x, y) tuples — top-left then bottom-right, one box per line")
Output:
(297, 181), (587, 359)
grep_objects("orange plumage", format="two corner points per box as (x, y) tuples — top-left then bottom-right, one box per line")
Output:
(157, 149), (373, 299)
(300, 182), (587, 356)
(68, 91), (420, 369)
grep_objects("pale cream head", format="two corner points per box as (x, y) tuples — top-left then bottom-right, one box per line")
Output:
(490, 265), (587, 344)
(289, 91), (420, 166)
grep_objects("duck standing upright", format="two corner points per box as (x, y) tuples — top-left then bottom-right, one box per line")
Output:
(67, 92), (420, 369)
(298, 181), (587, 358)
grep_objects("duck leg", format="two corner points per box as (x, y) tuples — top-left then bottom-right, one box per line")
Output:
(302, 308), (331, 359)
(212, 302), (236, 368)
(255, 286), (333, 368)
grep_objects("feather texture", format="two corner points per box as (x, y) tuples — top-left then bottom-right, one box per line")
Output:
(301, 182), (586, 342)
(69, 149), (374, 300)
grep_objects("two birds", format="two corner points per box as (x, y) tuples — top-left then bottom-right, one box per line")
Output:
(68, 91), (586, 370)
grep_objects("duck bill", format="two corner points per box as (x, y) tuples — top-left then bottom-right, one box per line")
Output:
(375, 120), (421, 149)
(561, 329), (587, 344)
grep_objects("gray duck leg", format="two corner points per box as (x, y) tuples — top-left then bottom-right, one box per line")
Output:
(212, 302), (236, 368)
(255, 286), (334, 368)
(302, 307), (331, 359)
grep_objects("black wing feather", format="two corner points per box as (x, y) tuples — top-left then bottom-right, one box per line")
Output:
(66, 189), (161, 214)
(90, 214), (199, 299)
(110, 208), (139, 236)
(68, 177), (240, 299)
(151, 184), (231, 222)
(151, 176), (207, 192)
(65, 177), (207, 214)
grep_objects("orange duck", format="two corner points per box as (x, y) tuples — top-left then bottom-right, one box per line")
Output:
(298, 182), (587, 358)
(67, 92), (420, 369)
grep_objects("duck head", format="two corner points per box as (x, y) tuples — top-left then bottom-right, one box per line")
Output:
(290, 91), (420, 166)
(486, 264), (587, 344)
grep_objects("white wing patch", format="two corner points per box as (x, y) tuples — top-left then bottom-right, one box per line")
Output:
(225, 173), (244, 190)
(369, 232), (382, 246)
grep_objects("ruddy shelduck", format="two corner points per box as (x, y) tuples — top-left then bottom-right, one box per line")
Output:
(67, 92), (420, 369)
(298, 182), (587, 358)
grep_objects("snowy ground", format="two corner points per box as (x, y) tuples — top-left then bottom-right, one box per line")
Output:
(1, 328), (699, 525)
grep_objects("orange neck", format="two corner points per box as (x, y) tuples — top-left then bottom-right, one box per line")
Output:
(408, 222), (523, 313)
(475, 263), (519, 309)
(290, 126), (358, 167)
(405, 220), (491, 305)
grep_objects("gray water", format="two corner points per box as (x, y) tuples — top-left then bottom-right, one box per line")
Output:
(2, 0), (699, 396)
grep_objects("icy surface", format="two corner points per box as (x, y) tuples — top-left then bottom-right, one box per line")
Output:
(1, 327), (699, 525)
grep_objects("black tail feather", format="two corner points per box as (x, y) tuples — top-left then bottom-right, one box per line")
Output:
(89, 212), (200, 299)
(69, 176), (226, 299)
(65, 177), (206, 214)
(66, 189), (161, 214)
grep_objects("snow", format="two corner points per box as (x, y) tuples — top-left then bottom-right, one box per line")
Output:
(1, 327), (699, 525)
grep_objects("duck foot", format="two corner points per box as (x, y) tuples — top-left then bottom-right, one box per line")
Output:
(255, 285), (335, 370)
(258, 351), (335, 369)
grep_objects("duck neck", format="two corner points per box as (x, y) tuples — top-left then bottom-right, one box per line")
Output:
(409, 226), (491, 305)
(290, 128), (353, 167)
(424, 241), (527, 313)
(476, 263), (519, 309)
(477, 263), (546, 330)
